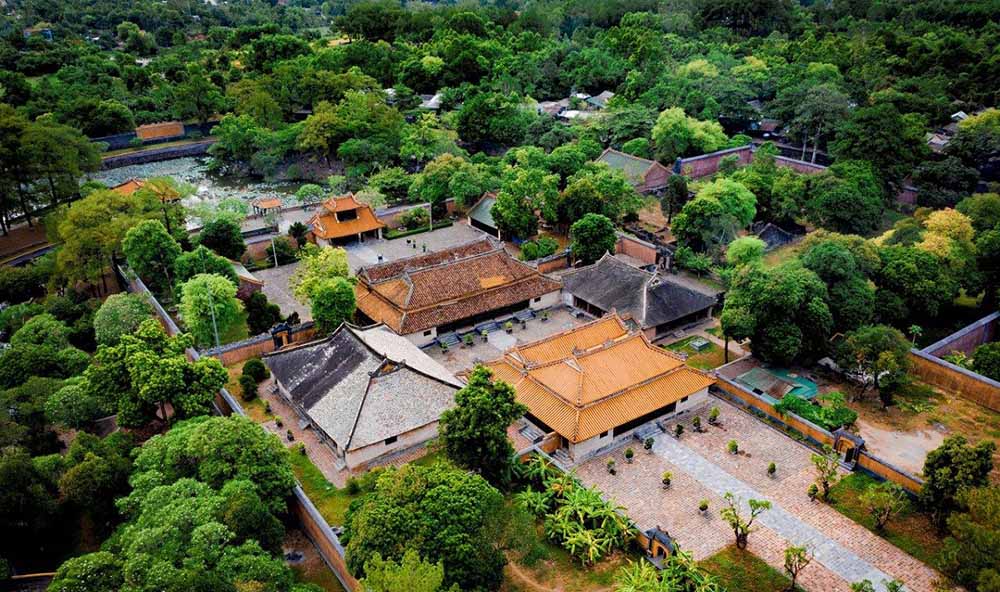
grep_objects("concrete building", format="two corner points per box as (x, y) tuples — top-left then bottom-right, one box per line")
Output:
(264, 323), (462, 472)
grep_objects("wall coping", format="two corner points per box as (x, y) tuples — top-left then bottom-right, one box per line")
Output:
(678, 144), (752, 163)
(920, 310), (1000, 356)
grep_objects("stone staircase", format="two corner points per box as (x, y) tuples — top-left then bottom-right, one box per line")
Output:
(519, 422), (545, 443)
(550, 448), (573, 468)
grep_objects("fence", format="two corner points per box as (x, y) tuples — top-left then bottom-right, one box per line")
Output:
(712, 362), (925, 494)
(116, 265), (358, 591)
(202, 323), (319, 367)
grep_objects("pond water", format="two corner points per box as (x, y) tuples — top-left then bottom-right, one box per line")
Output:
(90, 157), (303, 211)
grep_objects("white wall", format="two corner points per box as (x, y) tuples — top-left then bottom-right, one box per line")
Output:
(345, 421), (440, 471)
(405, 326), (438, 347)
(530, 290), (561, 311)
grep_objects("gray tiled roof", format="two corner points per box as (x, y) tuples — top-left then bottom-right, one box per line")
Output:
(264, 324), (459, 451)
(562, 254), (715, 329)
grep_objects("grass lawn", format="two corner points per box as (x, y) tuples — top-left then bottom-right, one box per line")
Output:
(288, 452), (358, 527)
(827, 473), (944, 568)
(664, 335), (739, 370)
(503, 521), (632, 592)
(699, 545), (795, 592)
(763, 240), (806, 268)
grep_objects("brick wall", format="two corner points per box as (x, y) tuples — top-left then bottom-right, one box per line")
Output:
(922, 311), (999, 357)
(771, 155), (827, 175)
(616, 234), (658, 265)
(680, 146), (753, 179)
(910, 350), (1000, 412)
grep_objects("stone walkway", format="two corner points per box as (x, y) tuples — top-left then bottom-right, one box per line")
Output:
(576, 397), (948, 592)
(652, 434), (894, 590)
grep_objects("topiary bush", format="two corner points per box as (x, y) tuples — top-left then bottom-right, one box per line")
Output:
(242, 358), (269, 382)
(239, 373), (258, 401)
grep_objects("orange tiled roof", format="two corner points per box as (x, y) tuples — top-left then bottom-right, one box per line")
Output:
(253, 197), (283, 210)
(111, 179), (145, 196)
(355, 237), (561, 335)
(482, 314), (714, 443)
(309, 194), (385, 240)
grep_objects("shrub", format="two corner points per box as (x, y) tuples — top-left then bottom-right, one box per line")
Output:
(661, 471), (672, 487)
(128, 136), (144, 148)
(644, 437), (654, 451)
(624, 447), (634, 462)
(674, 424), (684, 438)
(692, 416), (702, 431)
(708, 407), (720, 424)
(400, 206), (430, 230)
(807, 483), (819, 501)
(727, 440), (739, 454)
(699, 499), (709, 512)
(775, 391), (857, 431)
(238, 374), (258, 401)
(242, 358), (269, 382)
(767, 462), (777, 477)
(520, 236), (560, 261)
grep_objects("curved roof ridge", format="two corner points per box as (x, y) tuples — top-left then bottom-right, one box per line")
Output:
(578, 364), (694, 409)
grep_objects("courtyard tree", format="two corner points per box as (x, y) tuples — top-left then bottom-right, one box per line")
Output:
(197, 218), (246, 260)
(342, 463), (507, 591)
(834, 325), (911, 407)
(875, 246), (958, 323)
(830, 103), (928, 196)
(725, 236), (766, 268)
(492, 167), (559, 239)
(860, 481), (907, 531)
(651, 107), (728, 162)
(920, 436), (996, 527)
(783, 545), (812, 591)
(811, 445), (840, 501)
(49, 552), (123, 592)
(940, 485), (1000, 590)
(805, 163), (884, 235)
(361, 550), (451, 592)
(290, 244), (352, 303)
(122, 219), (182, 297)
(672, 178), (756, 252)
(174, 245), (239, 286)
(720, 492), (771, 549)
(310, 277), (356, 335)
(570, 213), (617, 265)
(93, 294), (153, 347)
(661, 174), (689, 223)
(178, 273), (244, 348)
(439, 365), (527, 487)
(557, 163), (642, 224)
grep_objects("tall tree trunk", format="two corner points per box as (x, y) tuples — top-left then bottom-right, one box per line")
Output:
(724, 334), (730, 364)
(16, 182), (33, 227)
(811, 128), (821, 163)
(801, 128), (809, 161)
(47, 173), (59, 208)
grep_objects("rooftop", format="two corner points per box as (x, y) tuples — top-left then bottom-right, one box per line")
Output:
(562, 254), (716, 330)
(595, 148), (664, 186)
(483, 314), (714, 442)
(355, 236), (561, 334)
(309, 194), (385, 240)
(264, 324), (460, 451)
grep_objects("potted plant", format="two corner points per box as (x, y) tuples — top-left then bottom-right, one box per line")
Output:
(541, 310), (550, 322)
(440, 341), (449, 352)
(699, 499), (709, 514)
(463, 333), (474, 347)
(727, 440), (739, 454)
(264, 401), (272, 414)
(286, 429), (294, 441)
(521, 319), (527, 329)
(644, 437), (654, 453)
(692, 416), (702, 432)
(767, 462), (776, 478)
(708, 407), (720, 425)
(481, 329), (489, 342)
(504, 321), (514, 334)
(606, 458), (616, 475)
(275, 416), (284, 428)
(624, 448), (634, 463)
(674, 424), (684, 438)
(807, 483), (819, 501)
(661, 471), (672, 489)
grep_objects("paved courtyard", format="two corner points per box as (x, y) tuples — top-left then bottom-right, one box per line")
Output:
(254, 224), (491, 321)
(426, 306), (593, 373)
(576, 396), (946, 592)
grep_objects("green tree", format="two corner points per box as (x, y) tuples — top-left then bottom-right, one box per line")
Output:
(0, 446), (58, 562)
(10, 313), (70, 349)
(570, 213), (618, 265)
(440, 365), (527, 488)
(811, 445), (840, 502)
(725, 236), (766, 267)
(830, 104), (928, 196)
(805, 165), (884, 235)
(197, 218), (246, 260)
(289, 244), (351, 303)
(174, 245), (239, 286)
(920, 436), (995, 527)
(957, 193), (1000, 234)
(174, 65), (226, 126)
(178, 274), (244, 348)
(651, 107), (727, 163)
(492, 168), (558, 239)
(343, 463), (506, 591)
(784, 546), (812, 591)
(875, 246), (957, 323)
(860, 482), (907, 531)
(672, 178), (756, 252)
(834, 325), (911, 407)
(941, 485), (1000, 591)
(310, 278), (356, 335)
(661, 174), (690, 223)
(45, 377), (108, 430)
(972, 343), (1000, 381)
(558, 164), (643, 224)
(362, 550), (454, 592)
(246, 292), (283, 336)
(409, 153), (492, 212)
(719, 493), (770, 549)
(122, 220), (182, 297)
(49, 551), (123, 592)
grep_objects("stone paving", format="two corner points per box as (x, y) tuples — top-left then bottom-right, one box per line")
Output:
(576, 397), (948, 592)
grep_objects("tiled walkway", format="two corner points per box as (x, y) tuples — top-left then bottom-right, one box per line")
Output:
(652, 434), (894, 590)
(576, 397), (948, 592)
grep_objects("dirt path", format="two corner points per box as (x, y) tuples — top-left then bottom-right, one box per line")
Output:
(504, 559), (612, 592)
